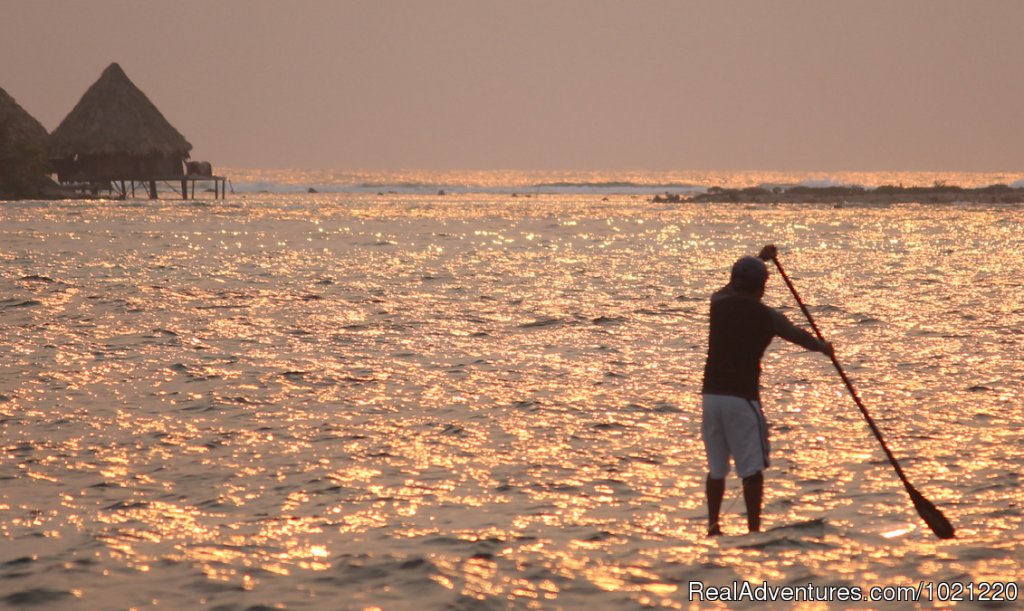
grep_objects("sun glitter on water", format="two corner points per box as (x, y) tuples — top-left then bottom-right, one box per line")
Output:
(0, 185), (1021, 608)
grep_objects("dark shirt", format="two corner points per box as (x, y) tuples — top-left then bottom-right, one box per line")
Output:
(701, 285), (825, 401)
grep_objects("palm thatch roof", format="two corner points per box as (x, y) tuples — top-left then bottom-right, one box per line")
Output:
(47, 63), (192, 159)
(1, 86), (51, 199)
(0, 85), (48, 148)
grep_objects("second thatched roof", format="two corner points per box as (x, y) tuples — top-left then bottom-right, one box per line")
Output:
(47, 62), (192, 159)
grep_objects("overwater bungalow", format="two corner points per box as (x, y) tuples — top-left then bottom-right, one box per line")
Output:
(0, 85), (50, 199)
(47, 63), (225, 199)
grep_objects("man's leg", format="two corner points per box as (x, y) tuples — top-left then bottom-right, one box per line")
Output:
(706, 475), (725, 536)
(742, 470), (763, 533)
(726, 398), (768, 534)
(702, 395), (730, 536)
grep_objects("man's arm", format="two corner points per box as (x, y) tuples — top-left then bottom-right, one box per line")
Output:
(769, 308), (833, 355)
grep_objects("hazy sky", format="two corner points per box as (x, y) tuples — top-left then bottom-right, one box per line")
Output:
(3, 1), (1023, 172)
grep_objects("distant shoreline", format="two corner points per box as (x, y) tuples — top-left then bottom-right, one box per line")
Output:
(676, 183), (1024, 204)
(6, 181), (1024, 203)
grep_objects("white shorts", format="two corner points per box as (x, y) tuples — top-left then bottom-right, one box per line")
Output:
(701, 394), (770, 479)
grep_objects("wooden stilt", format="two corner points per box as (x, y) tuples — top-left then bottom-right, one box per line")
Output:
(56, 173), (229, 201)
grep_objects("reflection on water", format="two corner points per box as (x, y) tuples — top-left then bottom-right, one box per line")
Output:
(0, 194), (1022, 608)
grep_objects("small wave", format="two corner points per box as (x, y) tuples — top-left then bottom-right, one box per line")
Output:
(18, 274), (55, 283)
(768, 517), (828, 531)
(318, 554), (439, 588)
(0, 299), (42, 308)
(105, 500), (150, 510)
(518, 317), (564, 329)
(2, 588), (74, 606)
(439, 423), (465, 436)
(632, 401), (682, 413)
(3, 556), (34, 567)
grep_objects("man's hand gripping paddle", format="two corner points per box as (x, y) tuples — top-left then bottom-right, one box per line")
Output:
(757, 245), (955, 540)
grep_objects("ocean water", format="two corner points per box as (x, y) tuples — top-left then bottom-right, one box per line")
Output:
(1, 180), (1022, 609)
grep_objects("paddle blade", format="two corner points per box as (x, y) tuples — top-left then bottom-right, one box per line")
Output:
(907, 485), (955, 539)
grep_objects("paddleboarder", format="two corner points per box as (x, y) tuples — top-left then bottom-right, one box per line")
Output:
(701, 245), (833, 535)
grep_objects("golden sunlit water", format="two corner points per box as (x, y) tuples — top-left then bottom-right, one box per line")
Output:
(1, 184), (1022, 609)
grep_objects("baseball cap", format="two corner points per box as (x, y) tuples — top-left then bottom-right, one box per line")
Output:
(730, 256), (769, 291)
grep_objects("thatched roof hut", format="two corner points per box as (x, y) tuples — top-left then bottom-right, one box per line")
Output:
(47, 63), (192, 183)
(0, 86), (48, 147)
(0, 85), (50, 199)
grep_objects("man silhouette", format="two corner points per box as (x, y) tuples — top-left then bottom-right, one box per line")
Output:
(701, 245), (833, 535)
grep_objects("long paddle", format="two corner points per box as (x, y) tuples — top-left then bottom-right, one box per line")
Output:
(760, 247), (955, 539)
